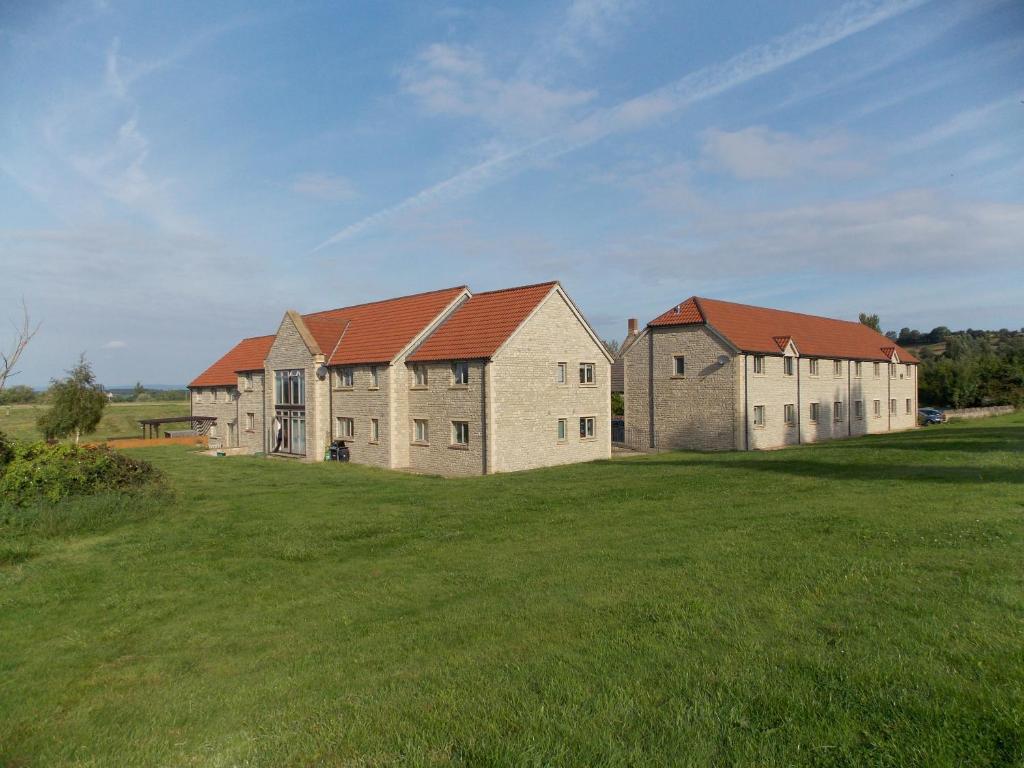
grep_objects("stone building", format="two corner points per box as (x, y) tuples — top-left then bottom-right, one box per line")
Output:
(189, 281), (612, 475)
(621, 297), (918, 451)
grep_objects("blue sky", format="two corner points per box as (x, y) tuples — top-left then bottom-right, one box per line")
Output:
(2, 0), (1022, 386)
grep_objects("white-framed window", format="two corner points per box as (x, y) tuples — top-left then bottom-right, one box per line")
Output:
(890, 398), (897, 415)
(784, 403), (795, 425)
(873, 362), (881, 377)
(834, 401), (844, 422)
(413, 419), (428, 444)
(809, 359), (819, 376)
(753, 355), (765, 374)
(753, 405), (765, 427)
(557, 418), (567, 442)
(673, 355), (686, 376)
(579, 416), (595, 439)
(245, 412), (255, 431)
(451, 421), (469, 446)
(335, 416), (354, 439)
(336, 368), (353, 388)
(906, 398), (912, 414)
(854, 400), (864, 420)
(579, 363), (595, 385)
(854, 361), (862, 378)
(242, 372), (253, 391)
(452, 361), (469, 386)
(369, 418), (379, 443)
(369, 366), (379, 388)
(873, 399), (881, 417)
(905, 364), (912, 377)
(412, 365), (428, 388)
(556, 362), (567, 384)
(809, 402), (820, 422)
(784, 357), (794, 376)
(833, 360), (843, 376)
(890, 364), (897, 379)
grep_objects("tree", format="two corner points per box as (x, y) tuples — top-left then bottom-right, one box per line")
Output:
(858, 313), (880, 332)
(0, 384), (37, 405)
(133, 381), (145, 400)
(0, 299), (41, 393)
(602, 338), (621, 358)
(36, 355), (107, 444)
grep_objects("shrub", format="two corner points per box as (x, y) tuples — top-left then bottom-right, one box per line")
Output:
(0, 442), (161, 507)
(0, 430), (12, 469)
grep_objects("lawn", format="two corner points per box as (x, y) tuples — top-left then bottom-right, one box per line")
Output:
(0, 400), (190, 442)
(1, 415), (1022, 766)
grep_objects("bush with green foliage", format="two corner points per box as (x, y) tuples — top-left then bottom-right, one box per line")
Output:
(36, 355), (107, 443)
(0, 385), (37, 405)
(0, 430), (12, 468)
(0, 442), (161, 506)
(919, 332), (1024, 408)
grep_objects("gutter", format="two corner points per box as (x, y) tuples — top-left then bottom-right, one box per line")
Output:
(796, 357), (801, 445)
(743, 354), (749, 451)
(847, 362), (851, 438)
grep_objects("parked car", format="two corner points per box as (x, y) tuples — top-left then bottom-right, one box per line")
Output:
(918, 407), (946, 425)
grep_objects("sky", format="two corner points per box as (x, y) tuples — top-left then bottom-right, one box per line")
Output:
(1, 0), (1022, 387)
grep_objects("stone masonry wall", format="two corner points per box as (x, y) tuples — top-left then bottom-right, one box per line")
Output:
(329, 363), (392, 469)
(405, 360), (487, 476)
(237, 372), (265, 452)
(265, 314), (325, 460)
(490, 290), (610, 473)
(190, 387), (238, 449)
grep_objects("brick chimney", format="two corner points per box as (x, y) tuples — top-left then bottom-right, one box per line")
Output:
(627, 318), (638, 336)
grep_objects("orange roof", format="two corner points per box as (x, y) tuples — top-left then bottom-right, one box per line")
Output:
(408, 281), (557, 362)
(189, 335), (275, 388)
(302, 285), (467, 365)
(649, 297), (918, 363)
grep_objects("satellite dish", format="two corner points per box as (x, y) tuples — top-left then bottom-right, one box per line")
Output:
(717, 355), (729, 366)
(316, 365), (328, 380)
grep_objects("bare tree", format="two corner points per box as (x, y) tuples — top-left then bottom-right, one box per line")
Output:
(0, 299), (41, 393)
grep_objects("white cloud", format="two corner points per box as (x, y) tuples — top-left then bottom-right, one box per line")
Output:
(101, 340), (127, 349)
(290, 173), (358, 202)
(701, 126), (865, 179)
(318, 0), (927, 249)
(400, 43), (595, 134)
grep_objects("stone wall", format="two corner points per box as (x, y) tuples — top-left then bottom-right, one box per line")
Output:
(328, 363), (392, 469)
(945, 405), (1015, 420)
(264, 313), (326, 461)
(190, 387), (239, 449)
(405, 360), (487, 476)
(490, 289), (610, 473)
(236, 371), (265, 452)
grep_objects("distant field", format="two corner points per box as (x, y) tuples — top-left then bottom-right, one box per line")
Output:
(0, 401), (190, 442)
(1, 414), (1021, 766)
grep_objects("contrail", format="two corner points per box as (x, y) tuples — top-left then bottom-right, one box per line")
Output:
(313, 0), (930, 252)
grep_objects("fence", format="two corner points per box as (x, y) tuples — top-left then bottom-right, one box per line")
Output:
(943, 405), (1015, 420)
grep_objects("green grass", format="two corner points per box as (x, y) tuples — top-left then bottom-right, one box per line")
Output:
(1, 415), (1022, 766)
(0, 401), (190, 442)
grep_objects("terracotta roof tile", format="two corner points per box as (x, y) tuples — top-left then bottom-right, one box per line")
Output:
(302, 286), (468, 364)
(649, 297), (918, 363)
(189, 335), (275, 388)
(408, 281), (557, 362)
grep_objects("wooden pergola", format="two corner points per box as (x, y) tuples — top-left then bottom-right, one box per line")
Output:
(137, 415), (217, 440)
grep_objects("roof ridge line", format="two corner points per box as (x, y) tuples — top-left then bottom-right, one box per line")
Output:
(471, 280), (559, 297)
(302, 284), (468, 318)
(694, 296), (873, 328)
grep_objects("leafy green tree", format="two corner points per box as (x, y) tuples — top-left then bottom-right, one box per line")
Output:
(36, 355), (107, 444)
(132, 381), (145, 400)
(611, 392), (624, 417)
(858, 313), (880, 332)
(0, 384), (37, 405)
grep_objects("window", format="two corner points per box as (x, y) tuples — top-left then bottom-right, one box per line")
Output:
(784, 357), (794, 376)
(673, 356), (686, 376)
(809, 402), (820, 422)
(753, 355), (765, 374)
(274, 369), (305, 406)
(854, 361), (862, 378)
(369, 366), (379, 388)
(452, 361), (469, 386)
(753, 405), (765, 427)
(245, 412), (255, 431)
(556, 362), (567, 384)
(335, 417), (354, 439)
(243, 372), (253, 391)
(784, 403), (795, 425)
(336, 368), (353, 388)
(193, 390), (201, 403)
(833, 360), (843, 376)
(210, 423), (218, 438)
(413, 419), (428, 444)
(451, 421), (469, 446)
(834, 401), (844, 422)
(809, 359), (819, 376)
(369, 418), (379, 443)
(906, 398), (912, 414)
(579, 417), (595, 439)
(890, 399), (897, 415)
(854, 400), (864, 420)
(579, 363), (595, 385)
(873, 399), (881, 417)
(890, 364), (897, 379)
(557, 418), (567, 442)
(412, 365), (428, 388)
(873, 362), (880, 377)
(905, 364), (912, 377)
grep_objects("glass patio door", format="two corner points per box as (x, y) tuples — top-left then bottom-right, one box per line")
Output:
(274, 368), (306, 455)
